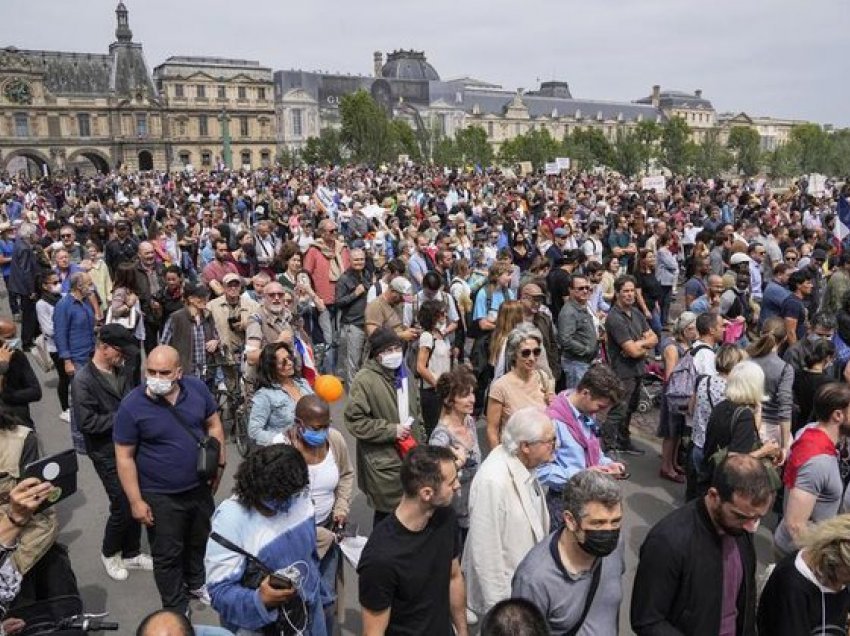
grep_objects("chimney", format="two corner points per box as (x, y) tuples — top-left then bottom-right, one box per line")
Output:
(695, 89), (702, 98)
(373, 51), (383, 78)
(651, 84), (660, 108)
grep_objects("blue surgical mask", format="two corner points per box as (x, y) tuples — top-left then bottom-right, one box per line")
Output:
(262, 498), (292, 514)
(301, 427), (329, 447)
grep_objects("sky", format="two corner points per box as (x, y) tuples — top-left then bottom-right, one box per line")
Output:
(3, 0), (849, 126)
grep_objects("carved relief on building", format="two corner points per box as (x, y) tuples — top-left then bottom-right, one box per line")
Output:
(3, 78), (34, 105)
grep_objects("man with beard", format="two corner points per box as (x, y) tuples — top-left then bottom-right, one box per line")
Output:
(243, 281), (294, 377)
(512, 471), (624, 635)
(631, 455), (774, 636)
(201, 238), (239, 297)
(134, 241), (165, 354)
(773, 382), (850, 559)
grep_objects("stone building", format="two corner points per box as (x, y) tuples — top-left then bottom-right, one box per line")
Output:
(635, 85), (716, 141)
(152, 56), (276, 170)
(0, 2), (167, 174)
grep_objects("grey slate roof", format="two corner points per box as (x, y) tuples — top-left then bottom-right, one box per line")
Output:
(429, 82), (666, 122)
(635, 90), (713, 110)
(11, 50), (112, 95)
(380, 50), (440, 81)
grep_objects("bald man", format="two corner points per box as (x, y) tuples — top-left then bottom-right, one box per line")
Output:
(134, 241), (165, 354)
(0, 317), (41, 428)
(114, 345), (225, 612)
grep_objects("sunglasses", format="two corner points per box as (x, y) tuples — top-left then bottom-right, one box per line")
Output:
(573, 286), (591, 292)
(520, 348), (542, 358)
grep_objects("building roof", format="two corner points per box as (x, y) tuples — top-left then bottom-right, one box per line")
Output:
(381, 50), (440, 82)
(635, 90), (713, 110)
(3, 48), (113, 96)
(429, 82), (665, 122)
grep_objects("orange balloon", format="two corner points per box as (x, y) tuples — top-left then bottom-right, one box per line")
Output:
(314, 374), (344, 403)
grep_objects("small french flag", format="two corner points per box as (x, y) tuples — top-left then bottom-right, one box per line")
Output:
(294, 336), (317, 387)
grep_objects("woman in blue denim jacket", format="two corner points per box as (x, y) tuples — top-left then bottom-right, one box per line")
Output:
(248, 342), (313, 446)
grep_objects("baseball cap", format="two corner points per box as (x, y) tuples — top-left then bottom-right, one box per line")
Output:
(554, 227), (569, 238)
(812, 248), (828, 261)
(222, 273), (241, 286)
(99, 324), (139, 358)
(389, 277), (413, 295)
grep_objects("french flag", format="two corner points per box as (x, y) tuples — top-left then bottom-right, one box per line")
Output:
(294, 336), (317, 387)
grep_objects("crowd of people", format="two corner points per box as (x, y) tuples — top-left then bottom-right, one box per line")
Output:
(0, 163), (848, 635)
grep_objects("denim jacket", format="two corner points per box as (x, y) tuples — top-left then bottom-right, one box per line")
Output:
(247, 379), (313, 446)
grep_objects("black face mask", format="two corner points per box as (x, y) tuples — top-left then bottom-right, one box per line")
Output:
(578, 527), (620, 557)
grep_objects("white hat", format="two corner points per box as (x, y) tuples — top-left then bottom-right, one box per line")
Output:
(730, 253), (752, 266)
(389, 277), (413, 295)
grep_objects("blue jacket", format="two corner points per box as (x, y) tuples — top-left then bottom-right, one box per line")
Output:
(53, 294), (95, 363)
(247, 379), (313, 446)
(8, 239), (37, 296)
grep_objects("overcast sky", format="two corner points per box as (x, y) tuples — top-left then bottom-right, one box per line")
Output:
(4, 0), (848, 126)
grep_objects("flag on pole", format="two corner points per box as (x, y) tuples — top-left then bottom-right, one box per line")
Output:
(294, 336), (317, 387)
(836, 195), (850, 252)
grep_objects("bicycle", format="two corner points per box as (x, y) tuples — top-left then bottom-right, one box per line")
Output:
(206, 361), (250, 457)
(9, 595), (119, 635)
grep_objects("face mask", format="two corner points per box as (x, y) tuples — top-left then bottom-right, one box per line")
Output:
(146, 377), (174, 396)
(301, 427), (329, 447)
(262, 498), (292, 514)
(577, 527), (620, 558)
(436, 320), (447, 333)
(380, 351), (403, 370)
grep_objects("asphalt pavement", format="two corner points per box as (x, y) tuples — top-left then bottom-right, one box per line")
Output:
(27, 349), (779, 635)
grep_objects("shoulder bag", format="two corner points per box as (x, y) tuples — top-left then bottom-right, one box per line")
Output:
(565, 558), (602, 636)
(158, 398), (221, 483)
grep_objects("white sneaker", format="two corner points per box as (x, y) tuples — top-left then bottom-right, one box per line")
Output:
(123, 553), (154, 571)
(59, 410), (71, 423)
(466, 609), (478, 625)
(189, 585), (211, 606)
(101, 553), (128, 581)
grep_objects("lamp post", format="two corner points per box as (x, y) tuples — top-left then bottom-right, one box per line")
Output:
(218, 109), (232, 169)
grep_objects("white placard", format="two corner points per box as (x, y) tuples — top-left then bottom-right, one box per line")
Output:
(641, 175), (666, 194)
(556, 157), (571, 170)
(545, 162), (560, 175)
(808, 174), (827, 197)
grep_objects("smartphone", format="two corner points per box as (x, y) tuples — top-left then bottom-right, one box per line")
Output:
(268, 573), (293, 590)
(5, 338), (21, 351)
(23, 449), (78, 512)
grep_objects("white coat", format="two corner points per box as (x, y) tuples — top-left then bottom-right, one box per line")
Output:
(462, 445), (550, 614)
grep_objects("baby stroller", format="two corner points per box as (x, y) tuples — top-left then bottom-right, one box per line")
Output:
(637, 362), (665, 413)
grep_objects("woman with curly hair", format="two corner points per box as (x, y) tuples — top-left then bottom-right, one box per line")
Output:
(247, 342), (314, 446)
(205, 444), (330, 635)
(429, 367), (480, 550)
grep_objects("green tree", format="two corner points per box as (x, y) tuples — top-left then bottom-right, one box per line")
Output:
(659, 117), (692, 174)
(562, 128), (613, 170)
(455, 126), (494, 166)
(390, 120), (422, 162)
(692, 129), (732, 178)
(432, 136), (461, 166)
(765, 141), (801, 179)
(276, 146), (296, 168)
(726, 126), (762, 176)
(339, 90), (395, 165)
(634, 120), (662, 173)
(611, 129), (643, 177)
(498, 128), (561, 169)
(827, 129), (850, 176)
(790, 123), (831, 174)
(301, 128), (343, 166)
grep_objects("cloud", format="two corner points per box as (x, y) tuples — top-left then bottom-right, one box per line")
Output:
(2, 0), (847, 125)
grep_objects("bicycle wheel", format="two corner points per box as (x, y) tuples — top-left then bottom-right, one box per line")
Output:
(234, 406), (250, 457)
(216, 389), (234, 429)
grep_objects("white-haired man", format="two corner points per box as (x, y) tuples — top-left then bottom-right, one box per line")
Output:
(463, 406), (555, 619)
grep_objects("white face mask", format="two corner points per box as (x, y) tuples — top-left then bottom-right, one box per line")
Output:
(436, 320), (447, 333)
(50, 284), (62, 294)
(380, 351), (403, 370)
(146, 377), (174, 396)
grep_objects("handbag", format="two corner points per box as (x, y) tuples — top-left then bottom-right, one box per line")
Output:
(706, 406), (782, 491)
(395, 434), (418, 459)
(32, 335), (55, 373)
(157, 398), (221, 483)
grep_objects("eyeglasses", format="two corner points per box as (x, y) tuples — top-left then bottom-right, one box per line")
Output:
(522, 295), (544, 304)
(528, 437), (557, 448)
(573, 286), (591, 292)
(520, 348), (542, 358)
(276, 357), (293, 366)
(786, 256), (798, 262)
(267, 292), (286, 299)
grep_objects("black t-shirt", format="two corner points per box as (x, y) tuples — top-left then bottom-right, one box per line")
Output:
(358, 506), (459, 636)
(758, 552), (850, 636)
(793, 370), (833, 433)
(702, 400), (758, 462)
(546, 268), (572, 320)
(605, 305), (650, 378)
(635, 271), (663, 307)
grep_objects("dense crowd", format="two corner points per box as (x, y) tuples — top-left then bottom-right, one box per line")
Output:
(0, 164), (849, 635)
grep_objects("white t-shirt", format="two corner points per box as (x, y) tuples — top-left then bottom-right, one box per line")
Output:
(308, 450), (340, 524)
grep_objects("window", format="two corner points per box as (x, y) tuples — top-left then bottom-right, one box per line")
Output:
(198, 115), (208, 137)
(179, 151), (190, 166)
(437, 113), (447, 136)
(240, 116), (249, 137)
(196, 84), (206, 99)
(174, 84), (184, 98)
(240, 150), (251, 167)
(218, 85), (226, 100)
(77, 114), (91, 137)
(136, 114), (148, 138)
(201, 151), (212, 167)
(14, 114), (28, 138)
(237, 86), (247, 100)
(257, 87), (266, 101)
(487, 121), (494, 138)
(261, 150), (270, 166)
(291, 109), (302, 137)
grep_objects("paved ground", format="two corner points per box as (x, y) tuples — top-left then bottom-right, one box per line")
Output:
(20, 309), (778, 634)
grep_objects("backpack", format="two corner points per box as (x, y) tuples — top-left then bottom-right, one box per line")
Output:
(466, 285), (494, 340)
(665, 344), (712, 413)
